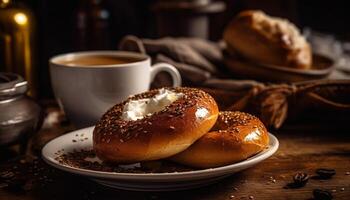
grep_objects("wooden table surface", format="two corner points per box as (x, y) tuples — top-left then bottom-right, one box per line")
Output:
(1, 126), (349, 200)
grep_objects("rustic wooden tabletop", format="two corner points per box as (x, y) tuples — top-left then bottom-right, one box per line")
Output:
(0, 122), (349, 200)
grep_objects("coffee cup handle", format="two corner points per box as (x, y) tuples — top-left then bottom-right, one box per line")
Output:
(150, 63), (182, 87)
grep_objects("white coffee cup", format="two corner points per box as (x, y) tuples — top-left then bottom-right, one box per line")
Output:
(50, 51), (181, 128)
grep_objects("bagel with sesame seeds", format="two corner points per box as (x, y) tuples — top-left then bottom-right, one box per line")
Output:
(93, 87), (219, 164)
(170, 111), (269, 168)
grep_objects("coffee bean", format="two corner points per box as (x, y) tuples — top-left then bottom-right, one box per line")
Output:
(313, 189), (333, 200)
(316, 168), (336, 179)
(293, 172), (309, 186)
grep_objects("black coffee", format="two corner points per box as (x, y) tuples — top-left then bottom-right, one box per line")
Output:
(60, 55), (142, 66)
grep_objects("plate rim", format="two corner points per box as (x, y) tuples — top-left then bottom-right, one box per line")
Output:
(42, 126), (279, 180)
(225, 53), (335, 76)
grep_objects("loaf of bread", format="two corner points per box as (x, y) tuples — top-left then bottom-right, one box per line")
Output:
(224, 10), (312, 69)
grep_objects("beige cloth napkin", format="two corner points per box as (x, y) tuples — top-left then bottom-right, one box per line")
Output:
(119, 35), (350, 129)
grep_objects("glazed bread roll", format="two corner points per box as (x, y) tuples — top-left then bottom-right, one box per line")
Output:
(93, 87), (219, 164)
(224, 10), (312, 69)
(171, 111), (269, 168)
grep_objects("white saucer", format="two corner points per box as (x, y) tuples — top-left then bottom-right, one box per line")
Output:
(42, 126), (279, 191)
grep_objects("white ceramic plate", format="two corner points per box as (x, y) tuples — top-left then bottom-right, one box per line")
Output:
(42, 126), (279, 191)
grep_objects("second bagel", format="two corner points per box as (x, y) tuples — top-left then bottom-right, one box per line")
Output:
(170, 111), (269, 168)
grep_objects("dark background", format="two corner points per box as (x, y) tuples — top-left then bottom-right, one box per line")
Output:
(22, 0), (350, 98)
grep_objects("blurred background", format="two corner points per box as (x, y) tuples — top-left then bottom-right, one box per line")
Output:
(1, 0), (350, 99)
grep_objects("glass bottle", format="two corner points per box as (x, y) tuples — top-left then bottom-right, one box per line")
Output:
(0, 0), (37, 97)
(74, 0), (111, 50)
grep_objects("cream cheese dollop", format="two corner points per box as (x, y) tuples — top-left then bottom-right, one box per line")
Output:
(121, 89), (183, 121)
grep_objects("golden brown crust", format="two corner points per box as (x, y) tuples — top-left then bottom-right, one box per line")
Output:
(93, 87), (219, 164)
(170, 111), (269, 168)
(223, 10), (312, 69)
